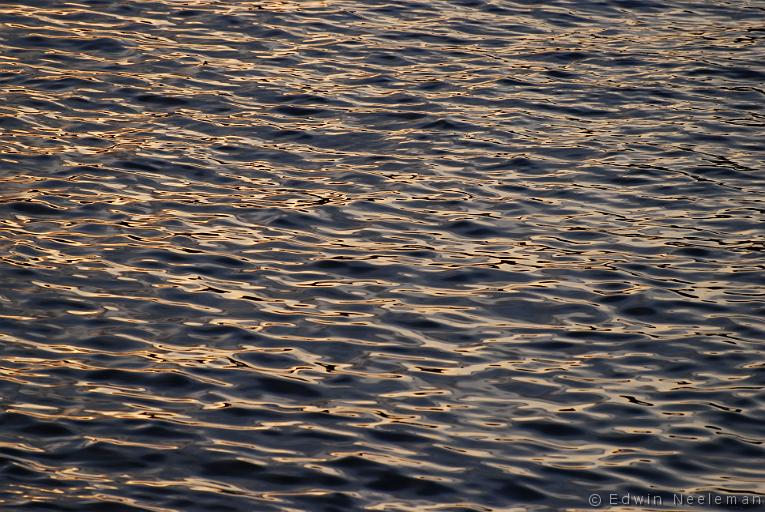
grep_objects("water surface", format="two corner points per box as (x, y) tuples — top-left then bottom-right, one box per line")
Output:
(1, 0), (765, 510)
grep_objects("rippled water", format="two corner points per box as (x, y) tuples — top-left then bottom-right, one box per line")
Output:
(1, 0), (765, 510)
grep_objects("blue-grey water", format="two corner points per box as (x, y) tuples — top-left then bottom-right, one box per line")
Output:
(1, 1), (765, 510)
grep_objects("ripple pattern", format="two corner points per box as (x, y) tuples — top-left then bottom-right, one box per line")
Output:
(2, 0), (765, 510)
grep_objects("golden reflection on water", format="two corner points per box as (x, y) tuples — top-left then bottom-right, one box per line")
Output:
(2, 0), (765, 509)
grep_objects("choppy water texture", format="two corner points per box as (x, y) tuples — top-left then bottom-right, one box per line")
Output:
(1, 1), (765, 510)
